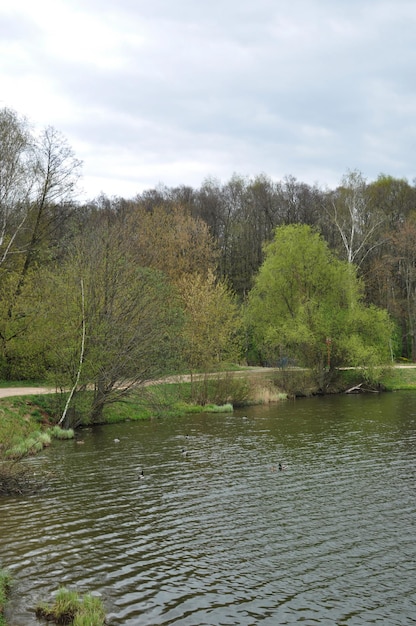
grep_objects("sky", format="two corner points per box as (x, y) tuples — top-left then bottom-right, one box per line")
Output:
(1, 0), (416, 200)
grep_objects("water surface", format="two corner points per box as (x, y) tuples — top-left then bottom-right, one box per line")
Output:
(1, 392), (416, 624)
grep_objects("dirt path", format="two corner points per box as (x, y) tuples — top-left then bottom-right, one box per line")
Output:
(0, 368), (272, 399)
(0, 387), (56, 398)
(0, 365), (414, 399)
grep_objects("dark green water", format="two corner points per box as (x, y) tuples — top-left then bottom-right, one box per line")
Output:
(1, 391), (416, 625)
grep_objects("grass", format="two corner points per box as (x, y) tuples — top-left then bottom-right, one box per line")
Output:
(378, 365), (416, 390)
(35, 587), (106, 625)
(204, 403), (234, 413)
(49, 425), (75, 440)
(5, 427), (74, 461)
(0, 569), (11, 626)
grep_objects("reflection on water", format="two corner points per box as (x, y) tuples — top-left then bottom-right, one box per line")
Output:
(1, 392), (416, 625)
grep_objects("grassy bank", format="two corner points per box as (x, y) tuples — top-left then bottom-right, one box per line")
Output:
(0, 366), (415, 455)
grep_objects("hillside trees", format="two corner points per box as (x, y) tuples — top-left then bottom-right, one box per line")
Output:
(125, 202), (217, 281)
(245, 225), (393, 384)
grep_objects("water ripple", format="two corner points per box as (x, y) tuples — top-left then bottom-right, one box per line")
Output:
(1, 394), (416, 624)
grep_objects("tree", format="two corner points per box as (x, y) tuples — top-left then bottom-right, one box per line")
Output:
(0, 108), (32, 266)
(177, 269), (242, 373)
(0, 108), (82, 377)
(245, 225), (392, 382)
(324, 170), (386, 267)
(387, 218), (416, 360)
(38, 218), (184, 424)
(125, 203), (218, 282)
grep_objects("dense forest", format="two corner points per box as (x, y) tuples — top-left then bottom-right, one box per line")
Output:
(1, 107), (415, 418)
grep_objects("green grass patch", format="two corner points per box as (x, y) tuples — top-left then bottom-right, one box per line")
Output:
(0, 568), (11, 626)
(49, 425), (75, 440)
(35, 587), (105, 625)
(379, 366), (416, 391)
(204, 403), (234, 413)
(0, 380), (49, 389)
(5, 430), (53, 460)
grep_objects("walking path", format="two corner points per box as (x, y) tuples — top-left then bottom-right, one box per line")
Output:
(0, 365), (414, 399)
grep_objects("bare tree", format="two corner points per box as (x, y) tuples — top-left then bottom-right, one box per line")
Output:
(0, 108), (33, 265)
(325, 170), (386, 266)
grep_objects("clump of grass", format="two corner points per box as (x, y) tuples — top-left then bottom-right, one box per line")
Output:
(6, 430), (52, 459)
(35, 587), (105, 625)
(73, 594), (106, 626)
(38, 431), (52, 446)
(0, 568), (11, 626)
(49, 425), (75, 440)
(204, 403), (234, 413)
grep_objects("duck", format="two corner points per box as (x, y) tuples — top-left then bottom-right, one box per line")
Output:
(138, 469), (144, 479)
(181, 449), (189, 457)
(278, 463), (287, 471)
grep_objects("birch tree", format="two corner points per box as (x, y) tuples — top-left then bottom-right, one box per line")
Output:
(325, 170), (386, 266)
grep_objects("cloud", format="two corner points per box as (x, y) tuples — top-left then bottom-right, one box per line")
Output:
(1, 0), (416, 198)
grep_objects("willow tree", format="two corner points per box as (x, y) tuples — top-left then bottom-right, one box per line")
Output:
(245, 225), (393, 384)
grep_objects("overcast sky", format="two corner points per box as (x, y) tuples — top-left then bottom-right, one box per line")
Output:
(2, 0), (415, 200)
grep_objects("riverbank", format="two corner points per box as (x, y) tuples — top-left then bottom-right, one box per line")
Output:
(0, 365), (414, 443)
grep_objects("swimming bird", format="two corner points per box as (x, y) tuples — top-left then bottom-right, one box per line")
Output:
(138, 470), (144, 479)
(114, 438), (120, 443)
(278, 463), (287, 471)
(181, 449), (189, 457)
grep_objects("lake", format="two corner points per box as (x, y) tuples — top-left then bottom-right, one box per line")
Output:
(1, 391), (416, 625)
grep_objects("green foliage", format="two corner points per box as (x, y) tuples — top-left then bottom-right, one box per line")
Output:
(35, 224), (185, 422)
(245, 225), (393, 378)
(177, 270), (243, 372)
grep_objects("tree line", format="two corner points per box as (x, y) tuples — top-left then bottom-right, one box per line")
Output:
(0, 107), (413, 420)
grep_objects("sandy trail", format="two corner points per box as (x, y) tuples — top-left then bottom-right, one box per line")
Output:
(0, 365), (414, 399)
(0, 387), (56, 398)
